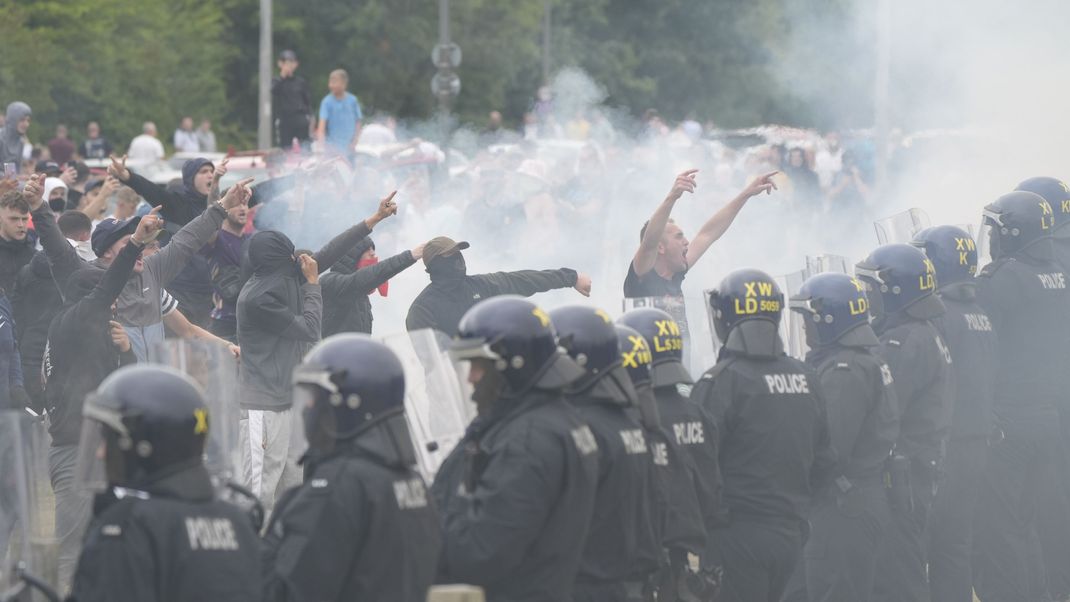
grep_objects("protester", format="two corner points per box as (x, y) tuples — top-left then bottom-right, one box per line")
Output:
(203, 164), (249, 340)
(74, 176), (119, 222)
(236, 190), (396, 515)
(43, 208), (162, 594)
(79, 121), (113, 160)
(0, 102), (31, 168)
(110, 185), (142, 220)
(173, 116), (199, 153)
(317, 69), (363, 157)
(195, 119), (217, 153)
(47, 125), (75, 165)
(0, 189), (36, 294)
(784, 147), (821, 207)
(63, 161), (90, 211)
(43, 177), (68, 214)
(321, 237), (423, 336)
(0, 289), (23, 410)
(405, 236), (592, 337)
(272, 49), (313, 149)
(127, 121), (165, 162)
(625, 170), (778, 298)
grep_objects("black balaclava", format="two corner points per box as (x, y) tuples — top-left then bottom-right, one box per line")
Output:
(248, 230), (299, 278)
(427, 252), (467, 283)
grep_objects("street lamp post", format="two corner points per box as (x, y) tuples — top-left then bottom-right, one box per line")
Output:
(257, 0), (273, 150)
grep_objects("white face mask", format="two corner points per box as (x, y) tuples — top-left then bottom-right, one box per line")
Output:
(69, 238), (96, 262)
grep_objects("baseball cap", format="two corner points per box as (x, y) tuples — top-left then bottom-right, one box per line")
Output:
(91, 216), (141, 257)
(278, 49), (298, 61)
(35, 160), (61, 176)
(422, 236), (470, 266)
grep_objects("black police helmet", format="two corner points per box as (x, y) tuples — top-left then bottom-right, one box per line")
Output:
(86, 365), (209, 487)
(911, 225), (978, 288)
(294, 334), (406, 444)
(708, 268), (784, 342)
(550, 305), (620, 377)
(790, 273), (879, 347)
(982, 191), (1056, 258)
(855, 243), (939, 318)
(615, 324), (653, 390)
(1016, 177), (1070, 232)
(454, 296), (583, 397)
(617, 307), (691, 387)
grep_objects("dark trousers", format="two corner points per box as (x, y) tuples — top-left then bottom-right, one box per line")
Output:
(872, 460), (936, 602)
(276, 115), (310, 149)
(784, 482), (890, 602)
(707, 519), (802, 602)
(928, 436), (988, 602)
(1037, 408), (1070, 599)
(973, 419), (1059, 602)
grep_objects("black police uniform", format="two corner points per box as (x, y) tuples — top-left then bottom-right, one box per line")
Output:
(1019, 176), (1070, 600)
(70, 464), (261, 602)
(692, 269), (836, 602)
(793, 337), (898, 602)
(973, 253), (1070, 601)
(262, 446), (440, 602)
(552, 306), (661, 601)
(927, 285), (998, 602)
(432, 297), (600, 602)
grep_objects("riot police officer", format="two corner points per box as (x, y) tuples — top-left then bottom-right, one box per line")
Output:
(783, 272), (899, 602)
(430, 296), (599, 602)
(551, 305), (659, 602)
(261, 334), (441, 602)
(1014, 176), (1070, 600)
(855, 243), (953, 602)
(911, 225), (998, 602)
(972, 191), (1070, 602)
(689, 268), (836, 602)
(69, 365), (260, 602)
(619, 309), (719, 570)
(615, 323), (718, 602)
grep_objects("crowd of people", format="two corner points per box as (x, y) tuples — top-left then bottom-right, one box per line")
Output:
(1, 48), (1068, 602)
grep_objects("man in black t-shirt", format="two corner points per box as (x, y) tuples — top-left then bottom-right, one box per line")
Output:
(624, 169), (779, 299)
(272, 49), (313, 149)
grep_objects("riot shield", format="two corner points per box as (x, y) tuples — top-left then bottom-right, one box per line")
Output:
(376, 329), (475, 480)
(874, 208), (932, 244)
(149, 339), (241, 484)
(776, 270), (810, 360)
(0, 410), (58, 598)
(805, 254), (852, 276)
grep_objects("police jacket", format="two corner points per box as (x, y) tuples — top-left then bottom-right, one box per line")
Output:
(321, 246), (416, 336)
(653, 382), (721, 541)
(933, 284), (998, 439)
(804, 329), (899, 486)
(568, 391), (660, 585)
(431, 392), (599, 602)
(977, 253), (1070, 421)
(873, 303), (954, 463)
(45, 240), (141, 447)
(405, 268), (578, 338)
(69, 463), (260, 602)
(237, 222), (370, 411)
(262, 445), (441, 602)
(690, 322), (836, 526)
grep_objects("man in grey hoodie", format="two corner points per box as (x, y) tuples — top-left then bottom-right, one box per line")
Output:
(0, 102), (31, 168)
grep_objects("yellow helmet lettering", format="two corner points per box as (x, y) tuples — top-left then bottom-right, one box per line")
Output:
(193, 408), (209, 435)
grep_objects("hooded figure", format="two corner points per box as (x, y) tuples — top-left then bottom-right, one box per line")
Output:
(0, 102), (31, 166)
(44, 177), (69, 213)
(236, 216), (375, 515)
(321, 237), (418, 336)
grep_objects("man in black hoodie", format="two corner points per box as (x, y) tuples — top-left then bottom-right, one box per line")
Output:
(0, 188), (36, 294)
(237, 191), (397, 515)
(43, 210), (162, 594)
(108, 153), (216, 325)
(405, 236), (593, 338)
(321, 237), (424, 336)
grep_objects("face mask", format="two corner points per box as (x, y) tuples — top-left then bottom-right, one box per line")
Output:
(74, 239), (96, 262)
(429, 253), (467, 279)
(357, 256), (389, 296)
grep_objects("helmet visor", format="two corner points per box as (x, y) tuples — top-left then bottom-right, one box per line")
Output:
(74, 399), (117, 494)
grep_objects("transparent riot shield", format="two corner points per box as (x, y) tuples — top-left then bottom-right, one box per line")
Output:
(0, 410), (58, 599)
(149, 339), (241, 485)
(874, 208), (932, 244)
(776, 270), (810, 360)
(805, 254), (852, 276)
(376, 329), (475, 480)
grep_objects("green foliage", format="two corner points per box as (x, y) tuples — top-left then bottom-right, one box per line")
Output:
(0, 0), (870, 150)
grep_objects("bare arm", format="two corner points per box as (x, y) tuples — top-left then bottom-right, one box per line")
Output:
(632, 169), (697, 277)
(685, 171), (778, 267)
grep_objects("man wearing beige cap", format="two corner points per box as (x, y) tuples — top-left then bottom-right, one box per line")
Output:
(406, 236), (591, 337)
